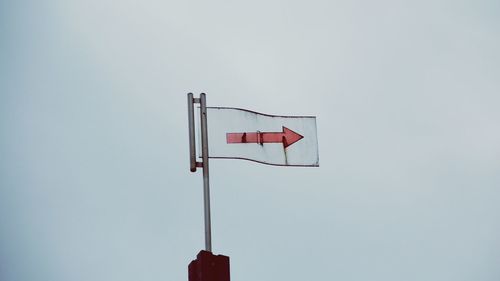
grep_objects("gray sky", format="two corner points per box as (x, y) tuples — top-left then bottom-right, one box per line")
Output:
(1, 0), (500, 280)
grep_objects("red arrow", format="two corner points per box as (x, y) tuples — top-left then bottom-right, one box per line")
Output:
(226, 126), (304, 148)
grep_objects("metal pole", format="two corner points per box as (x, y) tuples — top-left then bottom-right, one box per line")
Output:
(200, 93), (212, 252)
(187, 93), (197, 172)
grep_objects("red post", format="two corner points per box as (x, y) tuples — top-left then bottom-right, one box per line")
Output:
(188, 251), (230, 281)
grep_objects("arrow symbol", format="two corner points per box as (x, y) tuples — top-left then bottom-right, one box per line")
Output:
(226, 126), (304, 148)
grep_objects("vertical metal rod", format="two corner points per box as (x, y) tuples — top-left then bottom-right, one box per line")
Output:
(187, 93), (197, 172)
(200, 93), (212, 252)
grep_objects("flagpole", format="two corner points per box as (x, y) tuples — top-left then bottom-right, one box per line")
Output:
(187, 92), (212, 252)
(200, 93), (212, 252)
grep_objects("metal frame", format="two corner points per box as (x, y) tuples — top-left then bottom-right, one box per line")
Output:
(187, 93), (212, 252)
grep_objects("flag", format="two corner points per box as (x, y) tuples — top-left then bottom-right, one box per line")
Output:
(203, 107), (319, 167)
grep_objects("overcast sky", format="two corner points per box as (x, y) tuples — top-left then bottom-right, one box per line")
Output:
(1, 0), (500, 280)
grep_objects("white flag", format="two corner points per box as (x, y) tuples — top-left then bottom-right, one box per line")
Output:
(203, 107), (319, 167)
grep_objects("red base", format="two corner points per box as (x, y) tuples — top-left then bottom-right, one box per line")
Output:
(188, 250), (230, 281)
